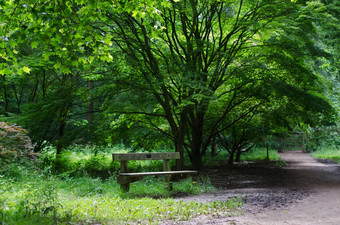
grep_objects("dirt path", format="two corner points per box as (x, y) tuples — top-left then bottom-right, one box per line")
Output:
(233, 151), (340, 225)
(176, 151), (340, 225)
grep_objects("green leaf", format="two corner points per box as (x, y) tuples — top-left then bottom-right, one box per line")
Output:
(78, 57), (87, 64)
(9, 40), (17, 48)
(54, 62), (62, 70)
(104, 37), (112, 46)
(31, 41), (39, 49)
(22, 66), (31, 74)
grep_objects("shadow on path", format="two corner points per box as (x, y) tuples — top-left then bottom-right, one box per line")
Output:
(173, 151), (340, 225)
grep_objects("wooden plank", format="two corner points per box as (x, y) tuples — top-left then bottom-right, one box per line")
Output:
(163, 159), (171, 171)
(117, 176), (142, 185)
(113, 152), (180, 161)
(120, 161), (128, 173)
(119, 170), (197, 177)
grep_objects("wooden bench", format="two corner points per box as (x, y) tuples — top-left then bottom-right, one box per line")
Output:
(112, 152), (197, 192)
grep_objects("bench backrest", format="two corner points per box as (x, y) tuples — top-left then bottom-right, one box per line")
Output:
(112, 152), (180, 161)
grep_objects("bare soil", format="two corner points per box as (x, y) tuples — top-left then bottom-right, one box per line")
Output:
(171, 151), (340, 225)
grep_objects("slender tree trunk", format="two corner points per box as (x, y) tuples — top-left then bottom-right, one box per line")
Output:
(228, 146), (237, 165)
(42, 70), (47, 99)
(211, 135), (218, 157)
(12, 84), (22, 113)
(86, 81), (94, 124)
(56, 121), (66, 156)
(29, 78), (39, 102)
(2, 75), (9, 115)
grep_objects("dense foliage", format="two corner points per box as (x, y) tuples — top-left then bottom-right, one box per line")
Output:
(0, 0), (339, 169)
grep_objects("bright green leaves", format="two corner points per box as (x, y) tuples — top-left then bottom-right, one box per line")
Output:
(161, 1), (171, 8)
(0, 67), (11, 76)
(22, 66), (31, 74)
(8, 40), (17, 48)
(85, 36), (93, 42)
(103, 37), (113, 46)
(16, 66), (31, 75)
(31, 41), (39, 49)
(132, 10), (146, 20)
(100, 53), (114, 63)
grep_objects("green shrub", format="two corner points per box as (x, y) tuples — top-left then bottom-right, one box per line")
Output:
(309, 126), (340, 148)
(0, 122), (39, 180)
(0, 122), (34, 157)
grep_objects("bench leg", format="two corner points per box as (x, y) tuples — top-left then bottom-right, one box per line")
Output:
(121, 183), (130, 192)
(163, 159), (173, 191)
(166, 181), (173, 191)
(119, 161), (130, 192)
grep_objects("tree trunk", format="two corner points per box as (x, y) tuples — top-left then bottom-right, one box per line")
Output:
(211, 135), (218, 157)
(2, 75), (9, 115)
(191, 144), (202, 170)
(12, 84), (22, 113)
(228, 148), (236, 165)
(235, 148), (242, 162)
(174, 138), (185, 170)
(42, 70), (47, 99)
(56, 120), (66, 156)
(190, 115), (204, 170)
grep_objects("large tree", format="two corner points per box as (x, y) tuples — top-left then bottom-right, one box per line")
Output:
(95, 0), (333, 169)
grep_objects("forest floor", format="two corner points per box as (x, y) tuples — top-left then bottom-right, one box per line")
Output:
(169, 151), (340, 225)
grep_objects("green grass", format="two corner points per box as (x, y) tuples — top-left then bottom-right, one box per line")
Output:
(0, 172), (240, 224)
(0, 145), (242, 224)
(310, 146), (340, 163)
(240, 148), (281, 161)
(202, 147), (282, 166)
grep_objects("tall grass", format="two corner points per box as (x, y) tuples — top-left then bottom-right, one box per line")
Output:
(310, 146), (340, 163)
(0, 169), (239, 224)
(240, 147), (281, 161)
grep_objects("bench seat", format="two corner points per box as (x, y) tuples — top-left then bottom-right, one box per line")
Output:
(119, 170), (197, 177)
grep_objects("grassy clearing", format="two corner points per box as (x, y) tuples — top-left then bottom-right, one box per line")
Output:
(0, 145), (243, 224)
(310, 146), (340, 163)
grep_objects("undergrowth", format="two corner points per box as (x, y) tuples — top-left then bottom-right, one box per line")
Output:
(0, 172), (240, 224)
(310, 146), (340, 163)
(0, 144), (243, 224)
(240, 148), (281, 161)
(203, 147), (282, 166)
(0, 143), (286, 224)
